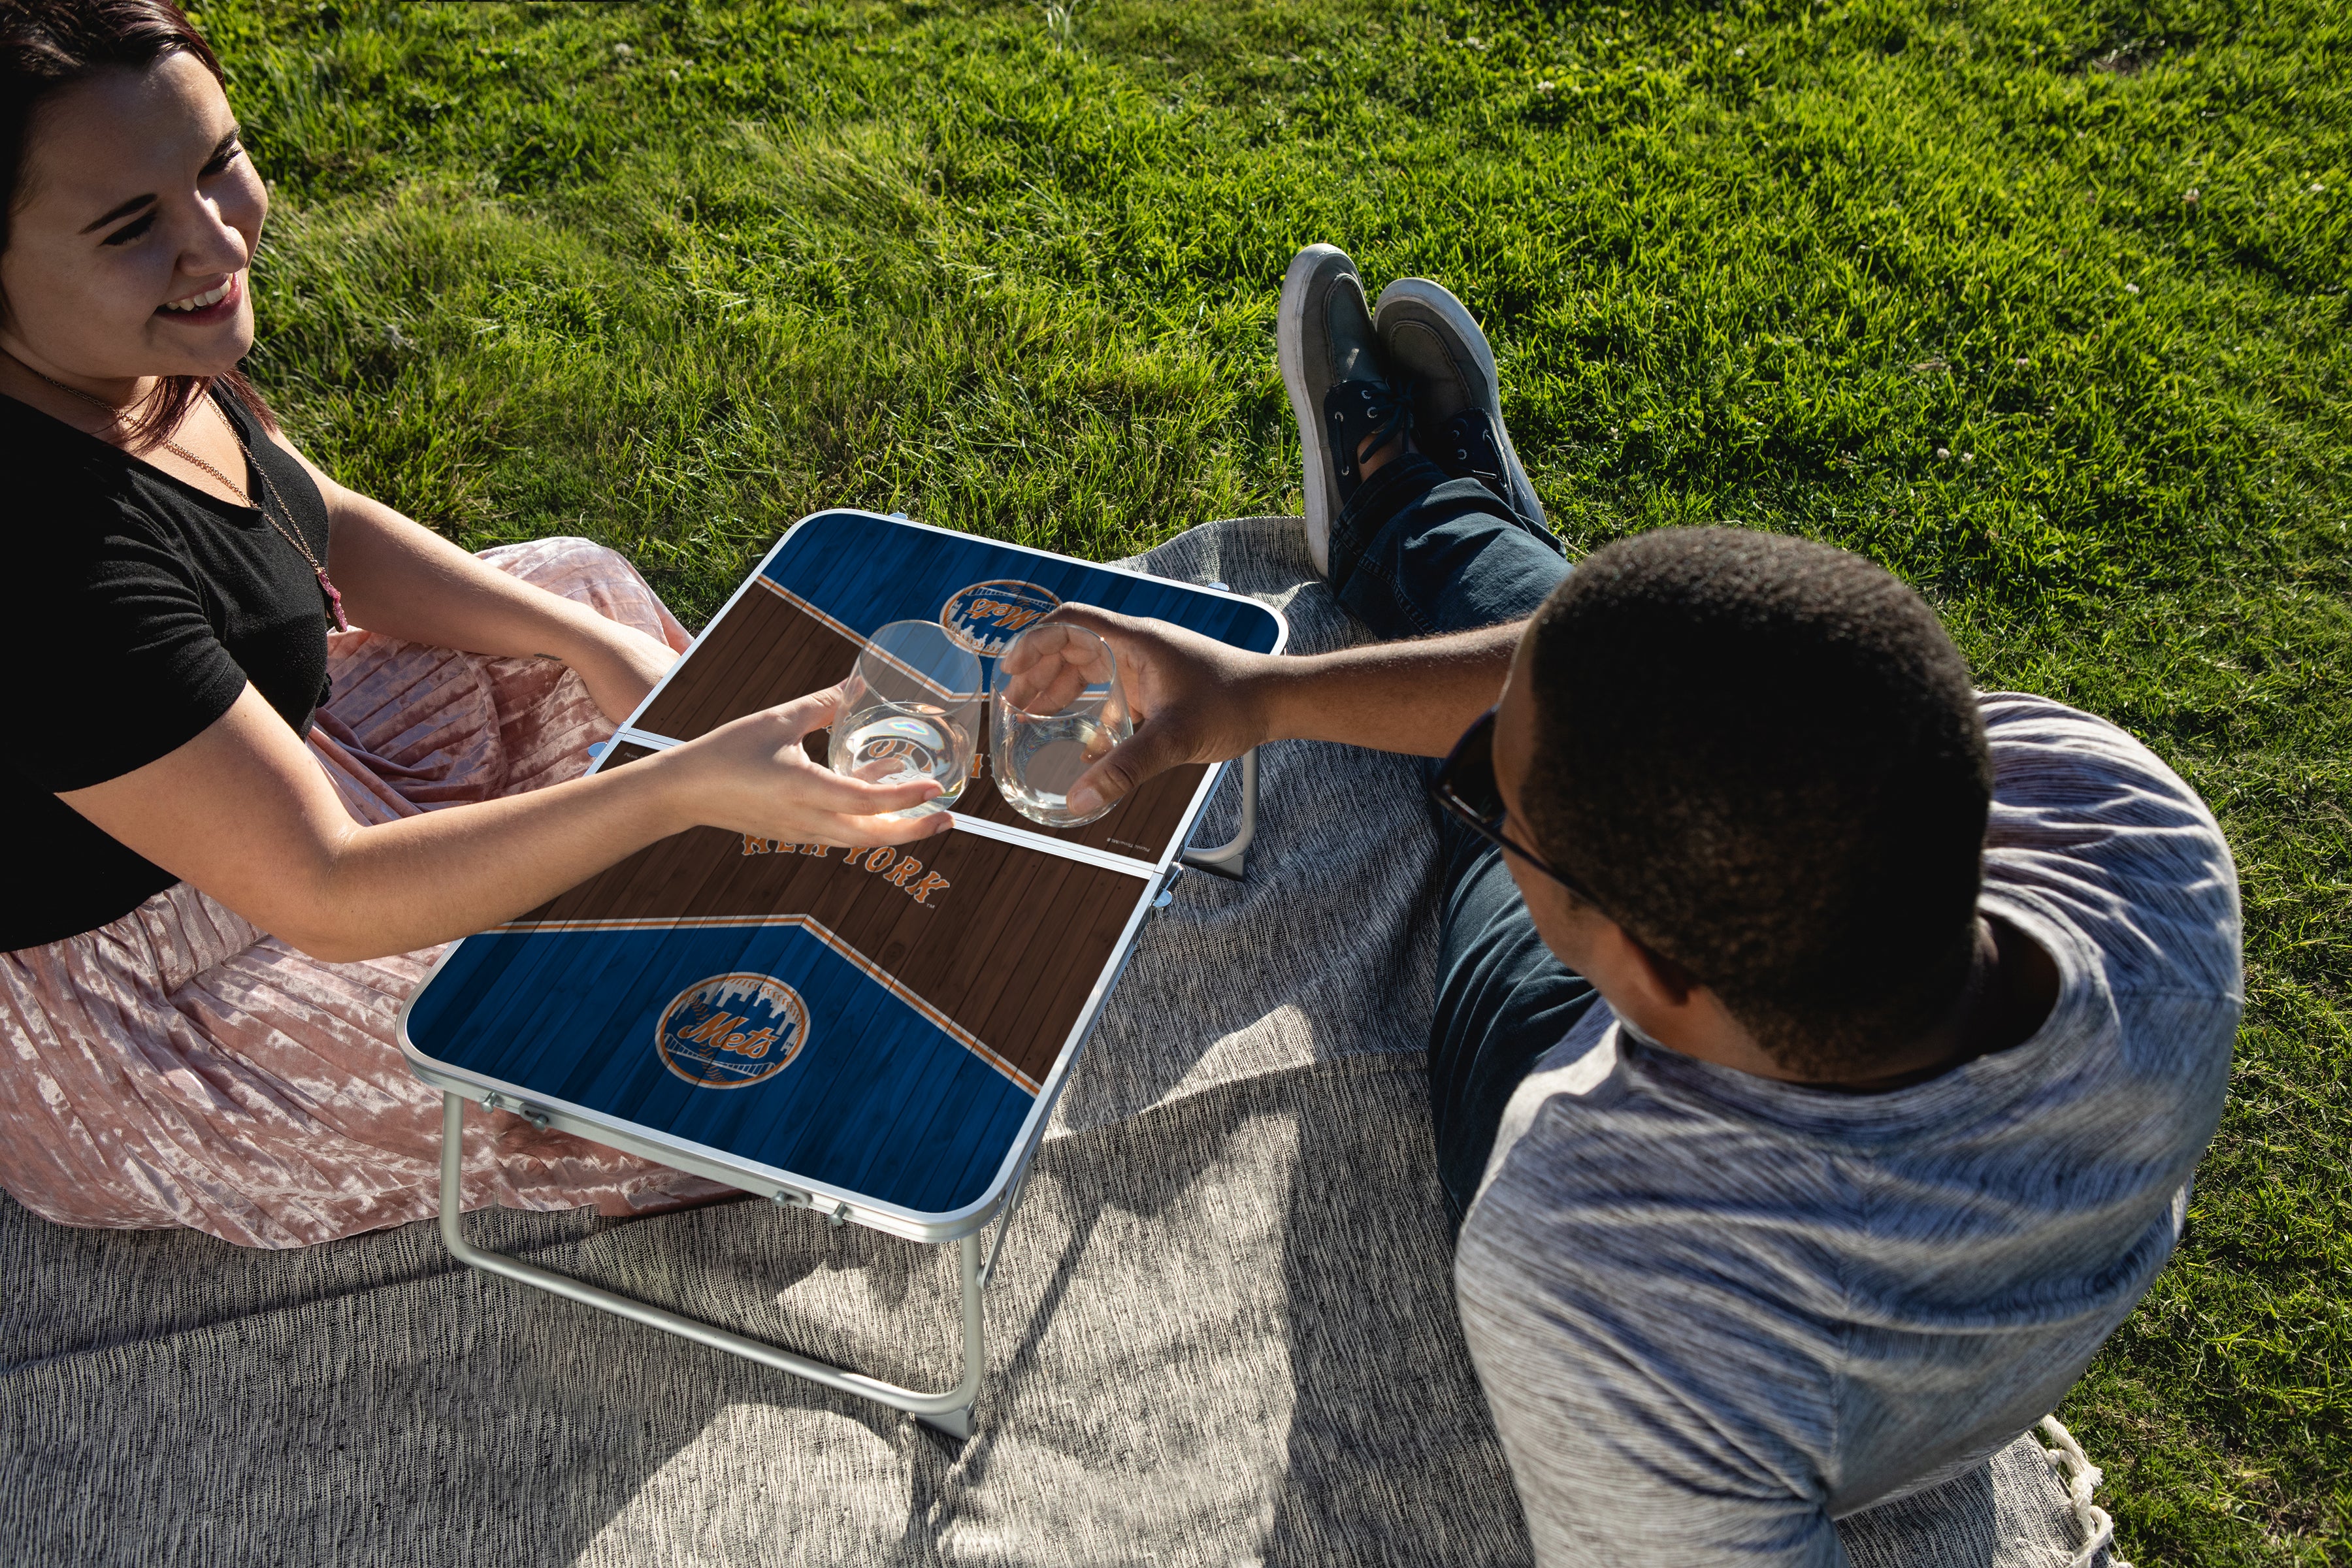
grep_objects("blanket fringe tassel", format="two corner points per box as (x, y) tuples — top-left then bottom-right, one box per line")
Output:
(2038, 1414), (2131, 1568)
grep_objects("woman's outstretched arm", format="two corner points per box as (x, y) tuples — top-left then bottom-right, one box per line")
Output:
(59, 683), (949, 963)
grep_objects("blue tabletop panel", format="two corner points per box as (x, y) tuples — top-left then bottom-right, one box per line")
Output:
(408, 917), (1035, 1216)
(766, 513), (1282, 660)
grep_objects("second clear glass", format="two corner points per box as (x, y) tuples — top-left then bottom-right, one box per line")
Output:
(829, 619), (983, 818)
(990, 623), (1133, 828)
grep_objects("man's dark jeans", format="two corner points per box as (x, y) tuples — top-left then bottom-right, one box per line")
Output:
(1328, 455), (1599, 1237)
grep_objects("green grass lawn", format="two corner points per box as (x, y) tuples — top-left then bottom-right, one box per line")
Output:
(197, 1), (2347, 1560)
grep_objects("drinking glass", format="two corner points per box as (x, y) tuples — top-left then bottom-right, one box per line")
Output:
(991, 623), (1133, 828)
(828, 620), (983, 818)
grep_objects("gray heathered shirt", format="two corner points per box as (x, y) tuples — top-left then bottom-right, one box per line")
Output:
(1454, 693), (2240, 1567)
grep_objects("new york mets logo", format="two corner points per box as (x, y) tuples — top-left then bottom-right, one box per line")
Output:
(653, 973), (810, 1090)
(939, 580), (1061, 656)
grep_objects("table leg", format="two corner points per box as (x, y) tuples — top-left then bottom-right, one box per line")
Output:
(1180, 747), (1258, 879)
(978, 1143), (1041, 1290)
(436, 1093), (983, 1437)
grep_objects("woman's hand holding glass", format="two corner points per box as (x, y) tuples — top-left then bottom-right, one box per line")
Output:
(658, 687), (954, 849)
(826, 621), (983, 818)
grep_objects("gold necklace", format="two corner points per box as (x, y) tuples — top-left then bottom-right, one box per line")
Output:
(15, 362), (348, 631)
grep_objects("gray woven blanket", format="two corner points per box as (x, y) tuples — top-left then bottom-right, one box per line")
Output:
(0, 517), (2106, 1566)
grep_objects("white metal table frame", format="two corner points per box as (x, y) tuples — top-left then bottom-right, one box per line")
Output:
(421, 757), (1258, 1441)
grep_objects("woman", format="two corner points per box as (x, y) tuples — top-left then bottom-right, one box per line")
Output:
(0, 0), (949, 1247)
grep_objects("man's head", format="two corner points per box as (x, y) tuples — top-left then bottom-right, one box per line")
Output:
(1494, 527), (1991, 1081)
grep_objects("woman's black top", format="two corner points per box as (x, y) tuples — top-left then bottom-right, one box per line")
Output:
(0, 387), (336, 950)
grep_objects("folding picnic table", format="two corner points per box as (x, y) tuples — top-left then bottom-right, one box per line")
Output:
(399, 510), (1288, 1437)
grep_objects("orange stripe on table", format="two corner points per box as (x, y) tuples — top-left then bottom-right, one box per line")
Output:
(755, 578), (972, 703)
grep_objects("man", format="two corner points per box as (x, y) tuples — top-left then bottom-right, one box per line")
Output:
(1045, 244), (2239, 1564)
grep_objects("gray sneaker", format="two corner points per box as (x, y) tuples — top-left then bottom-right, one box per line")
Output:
(1373, 278), (1554, 542)
(1278, 244), (1407, 575)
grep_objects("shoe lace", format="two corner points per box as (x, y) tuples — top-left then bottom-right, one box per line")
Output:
(1331, 374), (1416, 479)
(1385, 372), (1421, 451)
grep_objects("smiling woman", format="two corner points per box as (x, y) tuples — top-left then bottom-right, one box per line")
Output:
(0, 0), (953, 1247)
(0, 8), (267, 448)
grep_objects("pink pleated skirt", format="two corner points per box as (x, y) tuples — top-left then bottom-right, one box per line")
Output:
(0, 537), (731, 1249)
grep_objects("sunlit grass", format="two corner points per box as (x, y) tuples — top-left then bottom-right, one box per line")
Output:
(198, 1), (2349, 1559)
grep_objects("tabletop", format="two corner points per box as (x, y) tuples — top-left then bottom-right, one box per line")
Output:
(401, 511), (1288, 1237)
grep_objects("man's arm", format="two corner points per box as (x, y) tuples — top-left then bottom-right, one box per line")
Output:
(1037, 606), (1524, 818)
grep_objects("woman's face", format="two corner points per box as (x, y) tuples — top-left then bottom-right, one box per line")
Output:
(0, 49), (265, 389)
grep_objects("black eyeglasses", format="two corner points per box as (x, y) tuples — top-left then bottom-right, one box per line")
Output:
(1425, 706), (1603, 907)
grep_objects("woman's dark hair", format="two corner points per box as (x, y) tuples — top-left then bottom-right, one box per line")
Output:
(1520, 527), (1993, 1080)
(0, 0), (273, 446)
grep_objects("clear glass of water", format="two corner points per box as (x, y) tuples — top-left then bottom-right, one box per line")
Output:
(828, 619), (983, 818)
(991, 623), (1133, 828)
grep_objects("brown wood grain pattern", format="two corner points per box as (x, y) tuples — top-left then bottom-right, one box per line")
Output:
(636, 583), (864, 739)
(632, 585), (1211, 863)
(961, 754), (1208, 863)
(512, 789), (1145, 1087)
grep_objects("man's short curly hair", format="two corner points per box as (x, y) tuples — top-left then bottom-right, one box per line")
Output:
(1518, 527), (1991, 1079)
